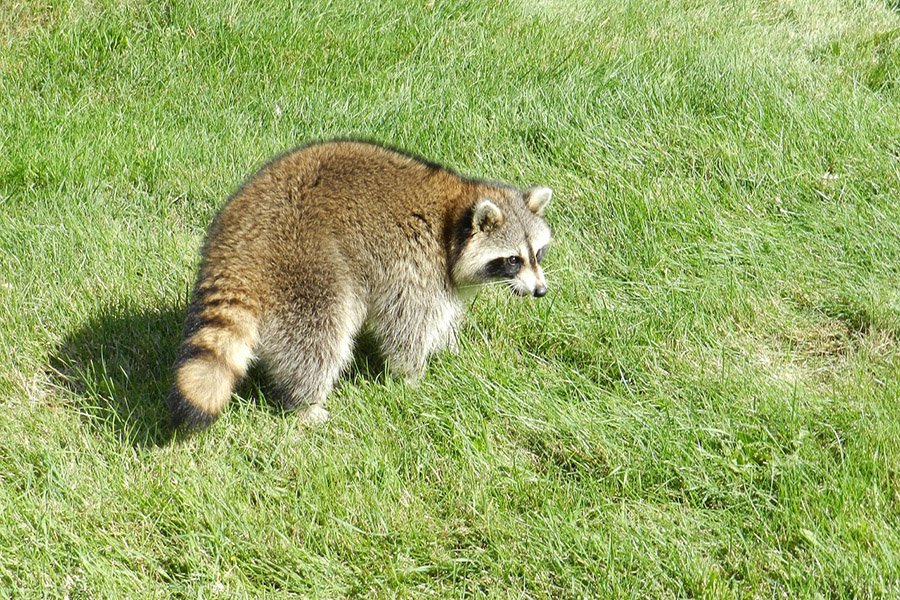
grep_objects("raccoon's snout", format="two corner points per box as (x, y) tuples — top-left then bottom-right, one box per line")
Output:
(509, 276), (547, 298)
(511, 283), (547, 297)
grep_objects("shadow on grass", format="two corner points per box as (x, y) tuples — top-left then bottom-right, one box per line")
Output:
(48, 301), (393, 447)
(49, 302), (184, 448)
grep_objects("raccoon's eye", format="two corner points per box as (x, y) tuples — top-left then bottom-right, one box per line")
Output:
(536, 246), (548, 263)
(506, 256), (522, 268)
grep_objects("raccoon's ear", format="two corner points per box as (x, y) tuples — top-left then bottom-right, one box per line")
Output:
(525, 187), (552, 216)
(472, 199), (504, 232)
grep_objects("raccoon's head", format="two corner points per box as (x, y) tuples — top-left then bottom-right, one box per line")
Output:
(452, 186), (553, 297)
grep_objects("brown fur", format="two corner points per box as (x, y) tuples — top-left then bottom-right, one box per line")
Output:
(168, 140), (551, 429)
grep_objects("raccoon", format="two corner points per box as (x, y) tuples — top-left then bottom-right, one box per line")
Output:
(169, 140), (552, 429)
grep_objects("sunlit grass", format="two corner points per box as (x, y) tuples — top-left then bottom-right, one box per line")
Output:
(1, 0), (899, 596)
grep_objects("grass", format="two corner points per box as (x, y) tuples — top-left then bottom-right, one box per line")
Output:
(1, 0), (899, 596)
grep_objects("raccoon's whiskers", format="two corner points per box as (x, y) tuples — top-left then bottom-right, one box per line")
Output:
(477, 280), (518, 289)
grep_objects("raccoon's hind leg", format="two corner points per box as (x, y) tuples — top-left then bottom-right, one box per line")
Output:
(370, 293), (462, 383)
(258, 287), (365, 423)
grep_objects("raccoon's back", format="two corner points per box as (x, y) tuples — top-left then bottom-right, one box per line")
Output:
(209, 142), (467, 275)
(235, 141), (459, 222)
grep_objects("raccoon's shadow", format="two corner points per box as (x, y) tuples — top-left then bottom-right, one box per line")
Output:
(49, 302), (184, 448)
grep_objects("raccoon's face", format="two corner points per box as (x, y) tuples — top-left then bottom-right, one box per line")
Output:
(453, 186), (553, 297)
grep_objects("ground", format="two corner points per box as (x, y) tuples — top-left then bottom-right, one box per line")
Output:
(1, 0), (899, 596)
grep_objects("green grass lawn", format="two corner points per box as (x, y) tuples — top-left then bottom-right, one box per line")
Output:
(2, 0), (900, 596)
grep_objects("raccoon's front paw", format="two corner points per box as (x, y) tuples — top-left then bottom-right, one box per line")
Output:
(403, 374), (423, 389)
(394, 365), (425, 388)
(444, 328), (461, 355)
(298, 403), (330, 425)
(387, 357), (426, 386)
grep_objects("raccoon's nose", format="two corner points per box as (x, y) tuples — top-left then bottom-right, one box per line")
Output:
(533, 285), (547, 298)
